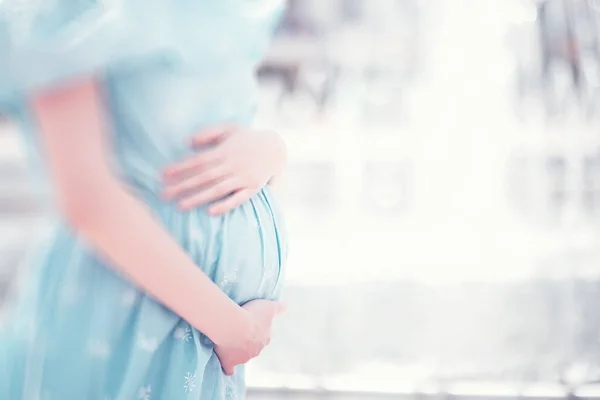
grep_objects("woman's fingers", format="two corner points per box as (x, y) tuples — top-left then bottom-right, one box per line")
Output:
(163, 166), (229, 199)
(165, 125), (239, 178)
(178, 178), (240, 210)
(216, 346), (265, 376)
(208, 189), (252, 215)
(191, 125), (236, 147)
(163, 149), (224, 180)
(217, 353), (237, 376)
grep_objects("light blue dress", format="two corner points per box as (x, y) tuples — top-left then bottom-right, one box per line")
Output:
(0, 1), (288, 399)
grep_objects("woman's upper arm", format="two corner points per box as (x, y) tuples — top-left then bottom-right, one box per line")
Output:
(30, 78), (116, 222)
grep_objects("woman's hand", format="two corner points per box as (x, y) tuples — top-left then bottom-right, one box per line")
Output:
(214, 299), (286, 376)
(163, 125), (287, 215)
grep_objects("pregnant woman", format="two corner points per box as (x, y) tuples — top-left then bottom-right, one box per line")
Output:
(0, 0), (288, 399)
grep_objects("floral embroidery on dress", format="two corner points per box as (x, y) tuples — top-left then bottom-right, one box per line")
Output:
(136, 334), (158, 352)
(220, 375), (236, 400)
(219, 268), (239, 289)
(184, 372), (196, 393)
(173, 326), (192, 342)
(263, 265), (276, 284)
(138, 385), (151, 400)
(87, 339), (111, 359)
(257, 264), (278, 296)
(224, 386), (235, 400)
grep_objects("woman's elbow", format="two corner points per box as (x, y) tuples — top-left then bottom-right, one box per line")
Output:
(60, 192), (101, 231)
(59, 179), (116, 232)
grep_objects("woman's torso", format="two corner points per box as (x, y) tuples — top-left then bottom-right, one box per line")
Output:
(16, 0), (289, 303)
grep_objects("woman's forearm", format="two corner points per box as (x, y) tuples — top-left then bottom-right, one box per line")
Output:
(73, 178), (249, 346)
(30, 78), (250, 347)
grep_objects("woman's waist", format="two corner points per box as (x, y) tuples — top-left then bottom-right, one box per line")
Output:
(46, 183), (287, 301)
(126, 182), (288, 301)
(131, 179), (287, 254)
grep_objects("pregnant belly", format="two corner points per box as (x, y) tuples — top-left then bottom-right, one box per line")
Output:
(143, 185), (288, 304)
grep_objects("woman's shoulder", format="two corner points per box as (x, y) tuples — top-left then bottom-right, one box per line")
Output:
(0, 0), (168, 101)
(0, 0), (177, 56)
(0, 0), (285, 109)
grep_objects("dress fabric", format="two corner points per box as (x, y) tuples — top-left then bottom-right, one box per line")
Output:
(0, 1), (288, 399)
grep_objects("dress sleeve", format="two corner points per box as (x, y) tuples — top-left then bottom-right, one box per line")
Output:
(0, 0), (175, 108)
